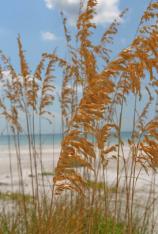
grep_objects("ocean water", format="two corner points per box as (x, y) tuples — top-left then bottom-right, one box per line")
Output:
(0, 132), (132, 148)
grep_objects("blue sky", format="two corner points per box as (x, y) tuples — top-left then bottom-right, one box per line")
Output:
(0, 0), (155, 133)
(0, 0), (150, 69)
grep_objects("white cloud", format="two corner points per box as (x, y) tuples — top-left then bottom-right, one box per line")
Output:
(41, 31), (57, 41)
(44, 0), (54, 9)
(94, 0), (120, 24)
(44, 0), (121, 25)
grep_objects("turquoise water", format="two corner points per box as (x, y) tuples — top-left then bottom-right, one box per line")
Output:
(0, 134), (62, 146)
(0, 132), (132, 147)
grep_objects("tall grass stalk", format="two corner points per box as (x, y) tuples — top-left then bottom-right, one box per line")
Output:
(0, 0), (158, 233)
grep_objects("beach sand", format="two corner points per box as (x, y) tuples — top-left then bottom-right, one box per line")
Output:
(0, 145), (60, 195)
(0, 144), (157, 197)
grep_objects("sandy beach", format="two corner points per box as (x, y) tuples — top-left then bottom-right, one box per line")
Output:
(0, 142), (157, 232)
(0, 143), (157, 198)
(0, 144), (60, 195)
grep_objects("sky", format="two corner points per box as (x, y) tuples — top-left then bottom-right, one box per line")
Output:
(0, 0), (155, 133)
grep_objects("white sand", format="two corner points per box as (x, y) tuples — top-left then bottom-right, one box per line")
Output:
(0, 144), (60, 195)
(0, 143), (157, 199)
(0, 143), (158, 230)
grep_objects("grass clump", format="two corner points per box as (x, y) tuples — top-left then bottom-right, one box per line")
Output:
(39, 171), (54, 176)
(0, 192), (33, 203)
(93, 216), (124, 234)
(86, 180), (117, 193)
(0, 198), (140, 234)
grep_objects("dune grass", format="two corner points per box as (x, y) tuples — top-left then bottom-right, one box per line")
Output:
(0, 198), (140, 234)
(0, 0), (158, 233)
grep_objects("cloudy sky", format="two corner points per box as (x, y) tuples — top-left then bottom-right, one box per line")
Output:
(0, 0), (154, 132)
(0, 0), (150, 68)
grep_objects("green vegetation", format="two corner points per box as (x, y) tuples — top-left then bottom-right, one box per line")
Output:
(0, 192), (33, 202)
(86, 180), (117, 193)
(39, 171), (54, 176)
(0, 200), (139, 234)
(93, 216), (125, 234)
